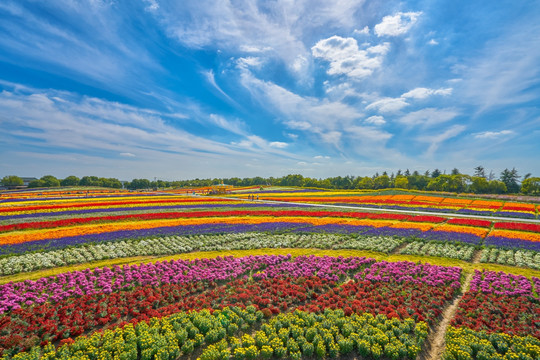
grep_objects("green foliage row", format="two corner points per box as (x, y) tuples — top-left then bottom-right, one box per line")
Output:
(444, 326), (540, 360)
(3, 306), (263, 360)
(4, 168), (539, 194)
(199, 309), (428, 360)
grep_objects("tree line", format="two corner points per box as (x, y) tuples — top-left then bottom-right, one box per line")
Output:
(1, 166), (540, 195)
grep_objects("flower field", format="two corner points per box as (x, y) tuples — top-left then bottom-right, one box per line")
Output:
(225, 190), (540, 220)
(0, 188), (539, 359)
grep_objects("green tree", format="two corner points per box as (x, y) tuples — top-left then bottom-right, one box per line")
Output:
(431, 169), (441, 178)
(61, 176), (80, 186)
(427, 175), (451, 191)
(28, 179), (45, 188)
(469, 177), (489, 194)
(1, 175), (23, 187)
(40, 175), (60, 187)
(79, 176), (103, 187)
(451, 168), (460, 175)
(394, 176), (409, 189)
(356, 177), (374, 189)
(521, 177), (540, 195)
(500, 168), (520, 193)
(473, 166), (486, 178)
(373, 175), (390, 189)
(127, 178), (151, 190)
(488, 180), (507, 194)
(279, 174), (304, 187)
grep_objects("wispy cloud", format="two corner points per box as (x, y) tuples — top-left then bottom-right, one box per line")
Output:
(399, 108), (459, 127)
(401, 87), (452, 99)
(374, 12), (422, 37)
(366, 97), (409, 113)
(473, 130), (514, 139)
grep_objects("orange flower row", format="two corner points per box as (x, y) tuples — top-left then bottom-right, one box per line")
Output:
(489, 229), (540, 243)
(433, 224), (489, 237)
(440, 198), (473, 206)
(390, 222), (434, 231)
(0, 216), (401, 246)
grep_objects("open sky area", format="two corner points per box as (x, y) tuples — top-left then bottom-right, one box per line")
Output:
(1, 0), (539, 180)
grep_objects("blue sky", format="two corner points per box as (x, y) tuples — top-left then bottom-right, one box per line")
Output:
(1, 0), (539, 180)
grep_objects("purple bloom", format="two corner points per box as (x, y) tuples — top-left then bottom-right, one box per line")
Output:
(469, 269), (533, 296)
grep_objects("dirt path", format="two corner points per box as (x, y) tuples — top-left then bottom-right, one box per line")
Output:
(423, 271), (473, 360)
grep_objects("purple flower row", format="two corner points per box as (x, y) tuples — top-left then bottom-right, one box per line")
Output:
(484, 236), (540, 251)
(354, 261), (462, 289)
(0, 222), (314, 255)
(252, 255), (375, 281)
(0, 255), (290, 313)
(0, 255), (463, 313)
(492, 211), (536, 219)
(414, 230), (483, 245)
(469, 269), (535, 297)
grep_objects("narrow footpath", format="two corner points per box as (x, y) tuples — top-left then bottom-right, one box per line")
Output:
(423, 249), (481, 360)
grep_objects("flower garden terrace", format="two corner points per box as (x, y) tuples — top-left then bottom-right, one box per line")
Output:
(0, 189), (540, 360)
(220, 188), (540, 220)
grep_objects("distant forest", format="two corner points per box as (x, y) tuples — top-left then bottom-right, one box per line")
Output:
(2, 166), (540, 195)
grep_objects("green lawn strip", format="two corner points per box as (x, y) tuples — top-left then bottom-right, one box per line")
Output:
(2, 248), (539, 286)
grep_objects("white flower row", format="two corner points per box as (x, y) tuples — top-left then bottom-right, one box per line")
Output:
(480, 248), (540, 270)
(332, 236), (405, 253)
(399, 241), (476, 261)
(0, 232), (399, 276)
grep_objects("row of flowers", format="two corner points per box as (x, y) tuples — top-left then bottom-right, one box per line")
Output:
(1, 228), (537, 278)
(0, 255), (465, 313)
(0, 258), (459, 356)
(0, 306), (430, 360)
(0, 197), (241, 216)
(232, 192), (539, 217)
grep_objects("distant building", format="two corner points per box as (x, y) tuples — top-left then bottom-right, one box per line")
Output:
(21, 177), (38, 186)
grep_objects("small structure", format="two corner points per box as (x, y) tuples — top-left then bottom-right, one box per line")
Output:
(211, 183), (233, 194)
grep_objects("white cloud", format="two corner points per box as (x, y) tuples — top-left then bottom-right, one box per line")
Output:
(239, 45), (272, 53)
(399, 108), (459, 126)
(374, 12), (422, 37)
(428, 39), (438, 45)
(421, 125), (466, 156)
(202, 70), (238, 105)
(208, 114), (247, 135)
(401, 87), (452, 99)
(120, 152), (136, 157)
(269, 141), (288, 148)
(144, 0), (159, 11)
(311, 36), (390, 78)
(366, 97), (409, 113)
(364, 115), (386, 125)
(237, 57), (264, 69)
(353, 26), (369, 35)
(150, 0), (366, 81)
(314, 155), (330, 159)
(320, 131), (342, 147)
(473, 130), (514, 139)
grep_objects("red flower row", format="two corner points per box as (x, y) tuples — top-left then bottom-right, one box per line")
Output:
(0, 275), (455, 355)
(0, 210), (411, 232)
(408, 215), (447, 223)
(446, 218), (492, 228)
(494, 222), (540, 233)
(451, 292), (540, 338)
